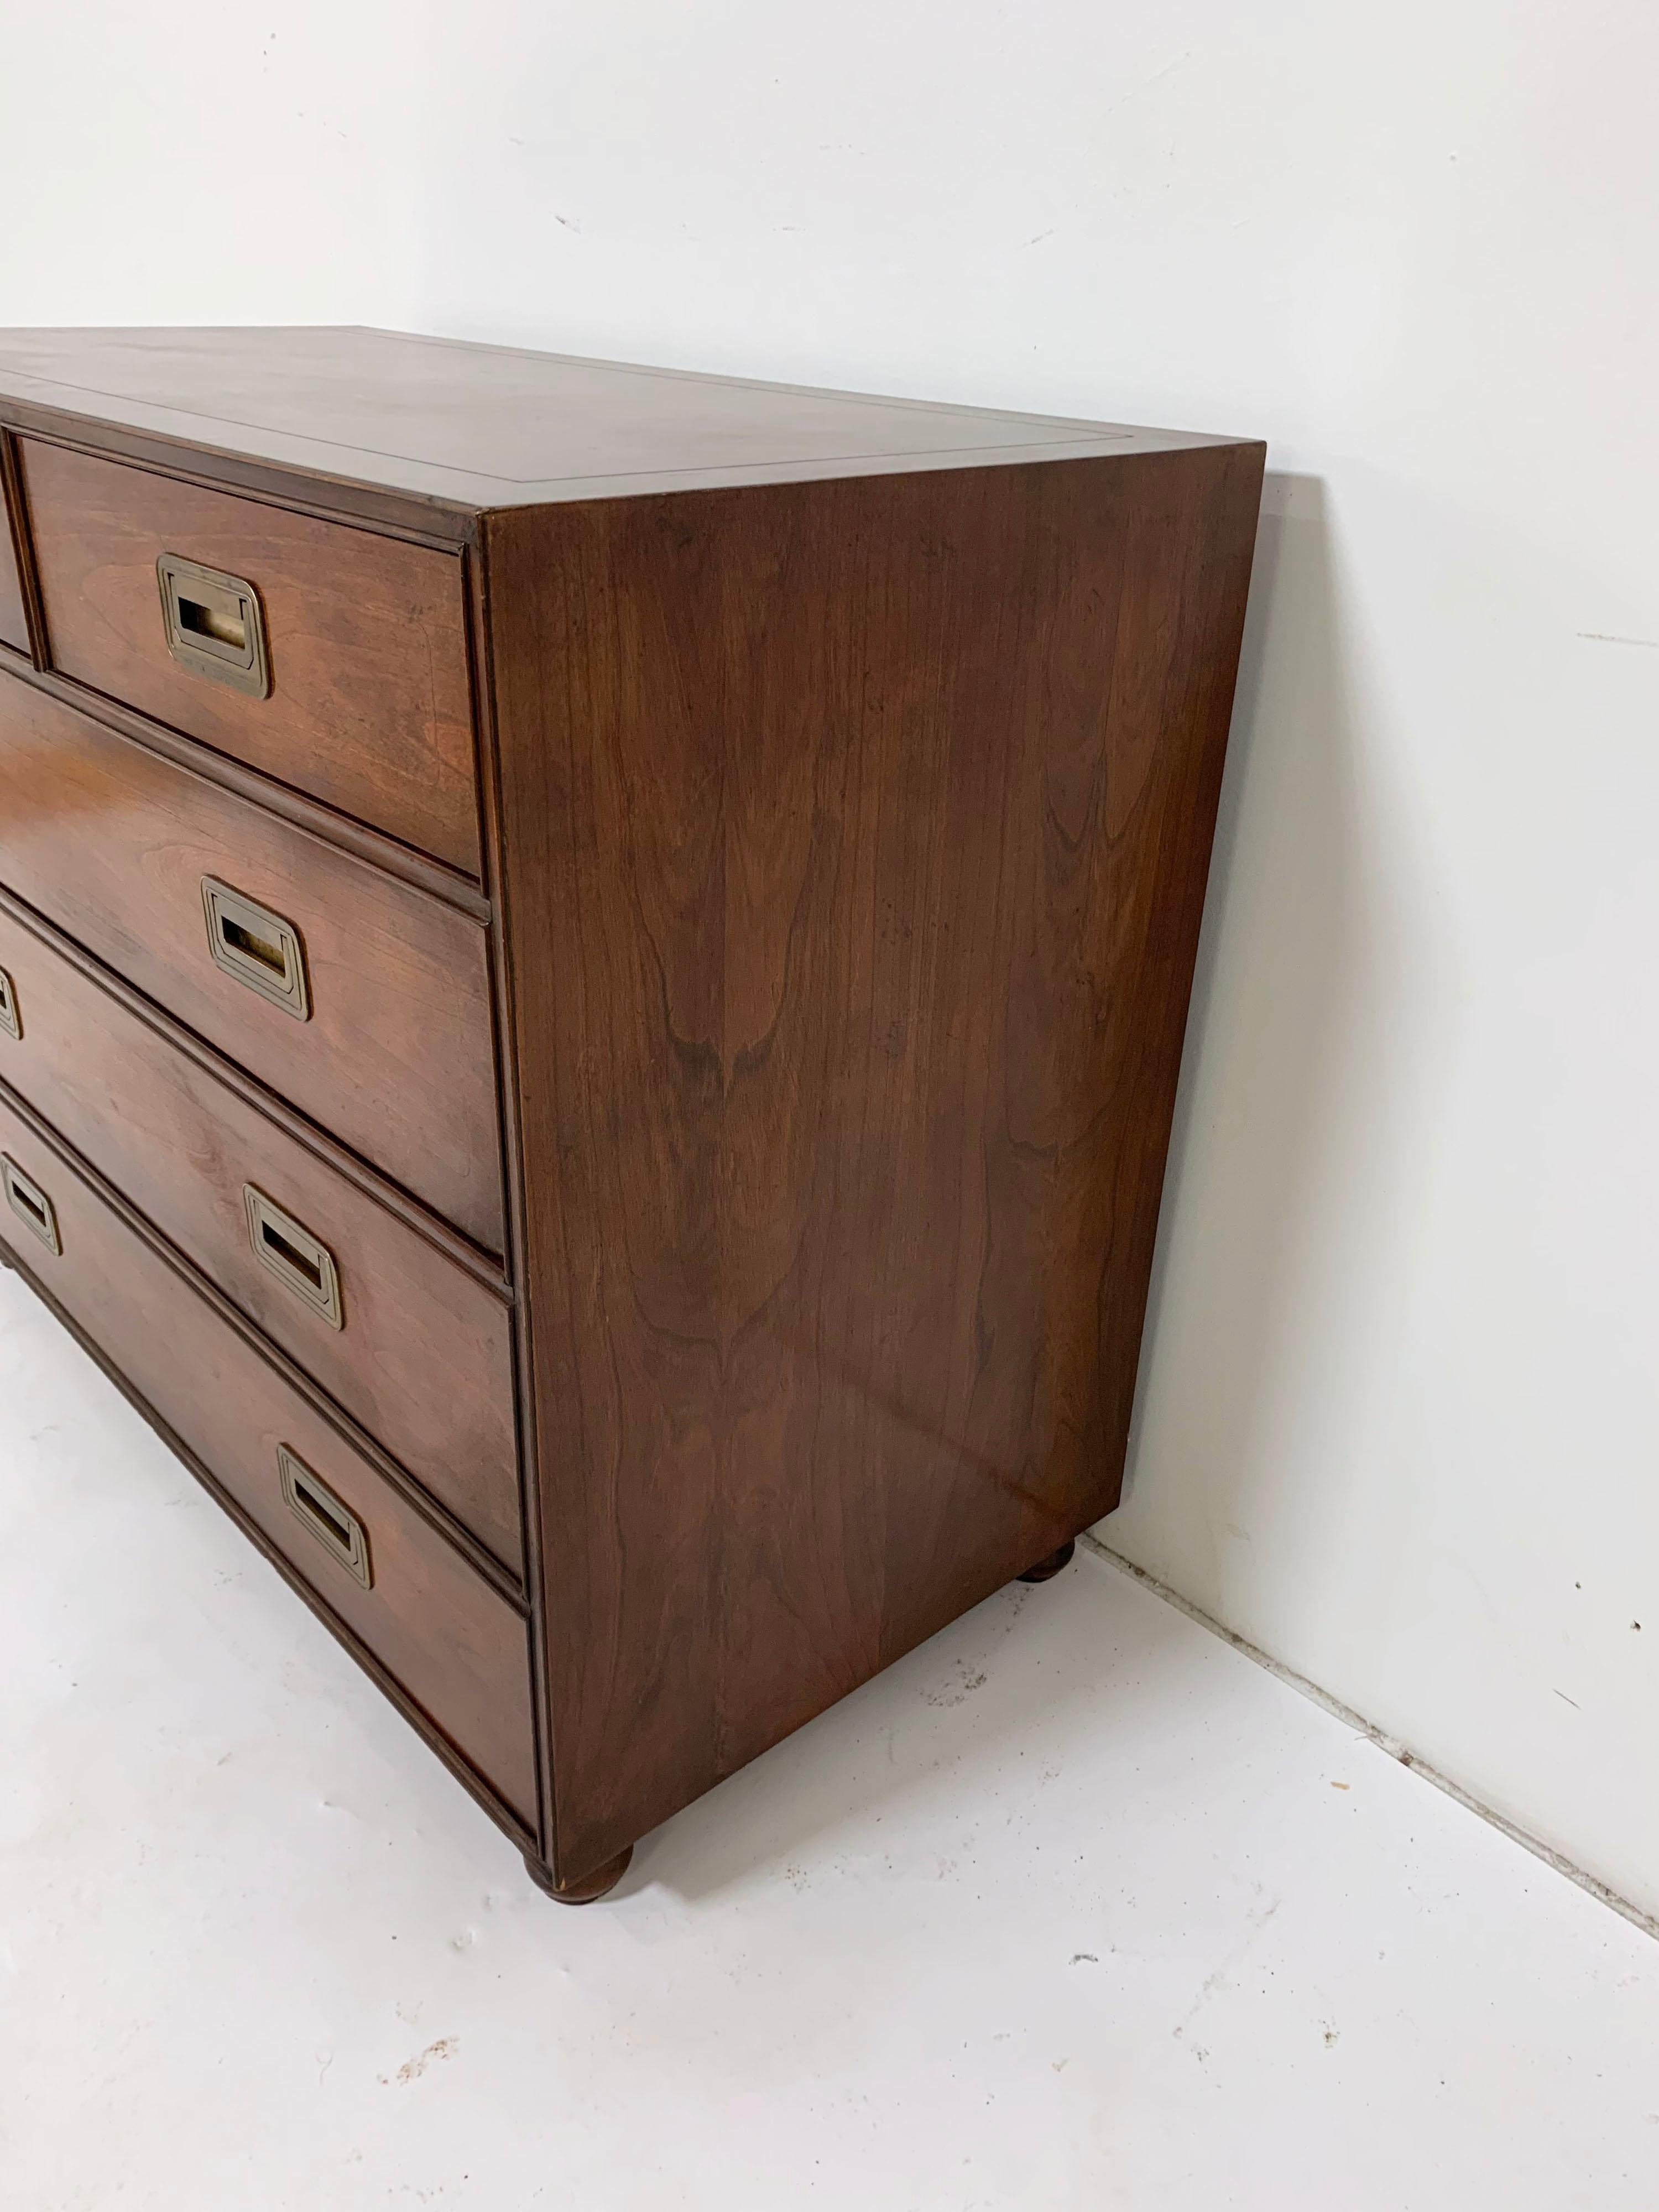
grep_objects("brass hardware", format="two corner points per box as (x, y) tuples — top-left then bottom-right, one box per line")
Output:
(277, 1445), (372, 1588)
(156, 554), (270, 697)
(0, 966), (19, 1041)
(2, 1154), (60, 1255)
(201, 878), (310, 1020)
(244, 1186), (343, 1331)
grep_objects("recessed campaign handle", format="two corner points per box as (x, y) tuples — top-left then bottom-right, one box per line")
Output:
(0, 964), (19, 1041)
(244, 1185), (344, 1330)
(157, 554), (270, 698)
(277, 1445), (372, 1588)
(201, 877), (311, 1021)
(2, 1154), (61, 1255)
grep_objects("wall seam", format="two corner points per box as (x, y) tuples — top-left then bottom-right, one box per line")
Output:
(1081, 1531), (1659, 1948)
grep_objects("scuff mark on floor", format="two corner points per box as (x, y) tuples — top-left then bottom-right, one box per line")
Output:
(922, 1658), (989, 1707)
(1171, 1893), (1283, 2056)
(382, 2037), (458, 2086)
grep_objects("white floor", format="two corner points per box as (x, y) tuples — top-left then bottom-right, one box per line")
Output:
(5, 1264), (1659, 2212)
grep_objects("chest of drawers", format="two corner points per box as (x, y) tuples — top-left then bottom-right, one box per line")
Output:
(0, 328), (1262, 1901)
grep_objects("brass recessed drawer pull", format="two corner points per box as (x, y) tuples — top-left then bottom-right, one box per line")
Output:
(2, 1154), (60, 1254)
(156, 553), (270, 698)
(201, 877), (310, 1020)
(244, 1185), (344, 1330)
(278, 1444), (372, 1588)
(0, 966), (19, 1041)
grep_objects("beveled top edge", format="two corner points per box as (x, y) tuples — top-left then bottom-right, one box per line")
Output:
(0, 327), (1256, 515)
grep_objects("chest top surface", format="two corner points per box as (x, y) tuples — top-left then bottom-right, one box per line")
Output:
(0, 325), (1244, 510)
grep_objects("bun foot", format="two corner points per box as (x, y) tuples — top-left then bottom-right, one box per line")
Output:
(1018, 1539), (1076, 1584)
(524, 1844), (634, 1905)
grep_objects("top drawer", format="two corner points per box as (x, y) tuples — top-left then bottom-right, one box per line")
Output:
(17, 441), (481, 874)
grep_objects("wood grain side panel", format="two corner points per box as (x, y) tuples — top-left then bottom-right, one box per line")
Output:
(0, 909), (519, 1569)
(0, 1093), (536, 1824)
(0, 676), (504, 1251)
(489, 448), (1264, 1876)
(19, 439), (481, 873)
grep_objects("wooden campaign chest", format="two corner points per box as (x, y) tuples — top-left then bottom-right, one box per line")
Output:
(0, 328), (1261, 1900)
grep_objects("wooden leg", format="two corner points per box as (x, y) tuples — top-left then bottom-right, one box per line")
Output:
(524, 1844), (634, 1905)
(1018, 1538), (1076, 1584)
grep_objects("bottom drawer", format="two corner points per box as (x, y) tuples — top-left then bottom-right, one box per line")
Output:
(0, 1092), (538, 1830)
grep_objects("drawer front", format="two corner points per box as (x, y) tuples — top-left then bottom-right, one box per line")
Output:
(19, 440), (479, 874)
(0, 467), (28, 654)
(0, 676), (504, 1252)
(0, 1093), (536, 1825)
(0, 907), (521, 1571)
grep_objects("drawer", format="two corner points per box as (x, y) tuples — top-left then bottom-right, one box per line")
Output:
(0, 906), (521, 1572)
(0, 1091), (536, 1827)
(0, 675), (504, 1253)
(18, 440), (479, 873)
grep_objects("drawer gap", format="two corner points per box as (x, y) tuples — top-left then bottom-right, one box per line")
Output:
(262, 1219), (324, 1290)
(179, 593), (247, 653)
(222, 914), (285, 975)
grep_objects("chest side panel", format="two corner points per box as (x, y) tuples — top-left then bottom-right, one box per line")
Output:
(489, 445), (1264, 1879)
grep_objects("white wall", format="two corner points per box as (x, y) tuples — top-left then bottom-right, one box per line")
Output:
(7, 2), (1657, 1913)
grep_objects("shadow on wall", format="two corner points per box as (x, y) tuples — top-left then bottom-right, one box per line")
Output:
(1105, 471), (1392, 1619)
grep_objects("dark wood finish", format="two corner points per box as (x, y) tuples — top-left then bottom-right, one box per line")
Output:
(0, 904), (519, 1570)
(0, 1087), (536, 1824)
(462, 539), (560, 1856)
(523, 1844), (633, 1905)
(0, 326), (1230, 512)
(0, 436), (32, 654)
(486, 446), (1262, 1879)
(1018, 1540), (1077, 1585)
(0, 328), (1261, 1900)
(21, 659), (492, 916)
(0, 676), (504, 1251)
(20, 439), (480, 872)
(0, 877), (505, 1291)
